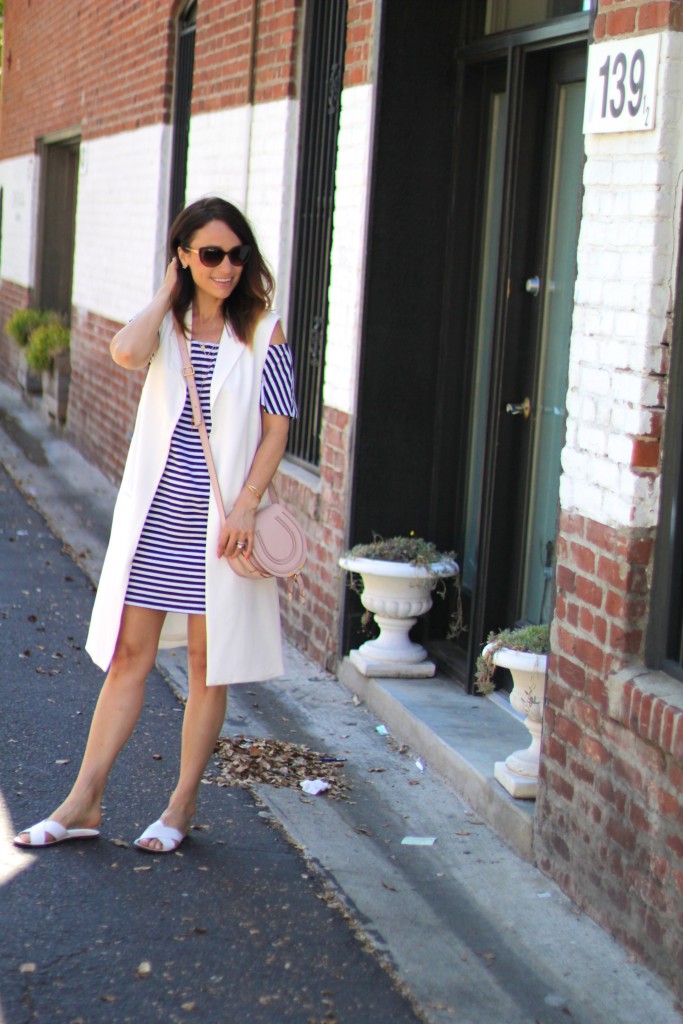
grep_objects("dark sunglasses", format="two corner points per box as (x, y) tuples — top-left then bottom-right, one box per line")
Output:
(182, 244), (251, 268)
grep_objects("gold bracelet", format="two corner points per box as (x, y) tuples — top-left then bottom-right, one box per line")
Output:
(246, 483), (262, 501)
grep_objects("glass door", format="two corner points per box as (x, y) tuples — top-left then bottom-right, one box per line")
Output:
(521, 78), (585, 623)
(444, 42), (587, 684)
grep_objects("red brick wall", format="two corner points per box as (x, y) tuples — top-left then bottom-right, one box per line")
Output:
(0, 0), (310, 158)
(594, 0), (683, 38)
(345, 0), (375, 87)
(66, 309), (144, 484)
(191, 0), (302, 114)
(277, 407), (352, 671)
(536, 510), (683, 994)
(0, 281), (31, 384)
(0, 1), (176, 157)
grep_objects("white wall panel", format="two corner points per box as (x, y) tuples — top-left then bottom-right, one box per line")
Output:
(0, 154), (40, 289)
(324, 83), (374, 415)
(72, 123), (171, 323)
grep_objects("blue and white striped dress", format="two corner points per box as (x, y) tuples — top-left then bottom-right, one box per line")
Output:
(125, 338), (297, 614)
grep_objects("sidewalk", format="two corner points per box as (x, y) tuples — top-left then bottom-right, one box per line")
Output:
(0, 378), (680, 1024)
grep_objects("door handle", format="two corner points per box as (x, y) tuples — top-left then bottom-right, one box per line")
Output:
(525, 276), (541, 296)
(505, 397), (531, 419)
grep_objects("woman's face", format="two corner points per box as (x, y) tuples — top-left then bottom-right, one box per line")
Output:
(178, 219), (245, 304)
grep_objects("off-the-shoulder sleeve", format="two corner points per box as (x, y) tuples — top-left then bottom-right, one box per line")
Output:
(260, 343), (298, 417)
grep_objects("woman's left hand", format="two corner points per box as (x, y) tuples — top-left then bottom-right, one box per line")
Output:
(219, 507), (256, 560)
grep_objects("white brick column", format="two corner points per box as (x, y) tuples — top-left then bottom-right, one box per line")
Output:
(561, 29), (683, 530)
(324, 83), (375, 416)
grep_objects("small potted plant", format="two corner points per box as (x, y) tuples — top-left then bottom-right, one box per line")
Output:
(5, 308), (51, 394)
(339, 534), (459, 678)
(476, 623), (549, 799)
(26, 321), (71, 423)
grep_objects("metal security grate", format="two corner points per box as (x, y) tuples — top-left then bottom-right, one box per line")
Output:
(169, 2), (197, 223)
(287, 0), (348, 468)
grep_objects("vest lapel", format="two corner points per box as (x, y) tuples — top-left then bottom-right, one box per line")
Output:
(210, 323), (246, 408)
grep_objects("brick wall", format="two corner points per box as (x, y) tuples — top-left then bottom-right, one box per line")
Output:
(66, 308), (145, 483)
(277, 407), (352, 670)
(538, 508), (683, 986)
(0, 281), (31, 385)
(0, 0), (175, 157)
(536, 12), (683, 994)
(594, 0), (683, 38)
(345, 0), (375, 87)
(191, 0), (301, 114)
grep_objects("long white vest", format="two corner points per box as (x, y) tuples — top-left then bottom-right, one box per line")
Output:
(86, 310), (284, 686)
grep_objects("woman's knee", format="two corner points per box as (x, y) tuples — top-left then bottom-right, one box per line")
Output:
(110, 637), (156, 678)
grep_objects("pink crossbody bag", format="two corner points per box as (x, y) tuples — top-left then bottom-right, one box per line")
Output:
(175, 324), (306, 598)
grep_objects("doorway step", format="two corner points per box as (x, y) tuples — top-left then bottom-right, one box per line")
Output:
(338, 659), (535, 861)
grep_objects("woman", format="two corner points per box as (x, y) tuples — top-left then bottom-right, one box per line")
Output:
(15, 197), (296, 853)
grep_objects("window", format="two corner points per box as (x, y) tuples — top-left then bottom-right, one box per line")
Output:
(169, 0), (197, 223)
(484, 0), (594, 34)
(287, 0), (347, 468)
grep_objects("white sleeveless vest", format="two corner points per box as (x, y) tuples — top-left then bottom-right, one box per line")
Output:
(85, 310), (284, 686)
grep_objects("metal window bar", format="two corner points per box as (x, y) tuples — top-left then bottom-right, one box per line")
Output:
(287, 0), (348, 468)
(169, 2), (197, 224)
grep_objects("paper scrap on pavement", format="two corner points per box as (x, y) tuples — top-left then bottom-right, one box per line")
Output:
(415, 758), (425, 771)
(401, 836), (437, 846)
(375, 725), (389, 736)
(300, 779), (331, 796)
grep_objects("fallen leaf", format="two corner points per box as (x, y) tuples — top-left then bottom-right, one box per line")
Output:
(382, 881), (397, 892)
(136, 961), (152, 978)
(19, 963), (37, 974)
(112, 838), (130, 848)
(211, 735), (348, 799)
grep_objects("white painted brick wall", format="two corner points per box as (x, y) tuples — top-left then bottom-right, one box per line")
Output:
(245, 98), (299, 324)
(186, 99), (299, 326)
(561, 29), (683, 530)
(185, 106), (252, 211)
(73, 124), (172, 323)
(0, 154), (40, 289)
(324, 83), (374, 415)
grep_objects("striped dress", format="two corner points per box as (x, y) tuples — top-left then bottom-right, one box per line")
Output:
(125, 339), (297, 614)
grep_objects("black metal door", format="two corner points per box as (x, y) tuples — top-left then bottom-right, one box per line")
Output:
(36, 139), (80, 320)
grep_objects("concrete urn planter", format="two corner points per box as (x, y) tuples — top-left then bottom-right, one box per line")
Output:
(16, 348), (43, 395)
(42, 350), (71, 424)
(488, 645), (548, 800)
(339, 555), (458, 678)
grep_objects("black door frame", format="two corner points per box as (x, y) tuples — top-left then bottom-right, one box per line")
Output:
(343, 1), (592, 679)
(428, 14), (592, 687)
(34, 128), (81, 322)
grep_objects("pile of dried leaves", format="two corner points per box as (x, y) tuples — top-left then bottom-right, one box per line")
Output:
(212, 735), (349, 799)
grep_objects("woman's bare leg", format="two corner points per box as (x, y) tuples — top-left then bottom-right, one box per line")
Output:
(16, 605), (166, 842)
(138, 614), (227, 850)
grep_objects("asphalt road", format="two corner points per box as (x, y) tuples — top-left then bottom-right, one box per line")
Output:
(0, 464), (424, 1024)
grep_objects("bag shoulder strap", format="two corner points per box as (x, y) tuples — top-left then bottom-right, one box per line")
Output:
(174, 323), (278, 525)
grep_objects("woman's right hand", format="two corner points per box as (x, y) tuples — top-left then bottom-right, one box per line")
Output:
(163, 256), (182, 297)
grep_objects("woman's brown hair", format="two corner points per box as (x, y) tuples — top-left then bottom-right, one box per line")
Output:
(169, 197), (275, 344)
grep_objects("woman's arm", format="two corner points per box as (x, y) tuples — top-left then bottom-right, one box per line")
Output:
(110, 259), (180, 369)
(218, 410), (290, 560)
